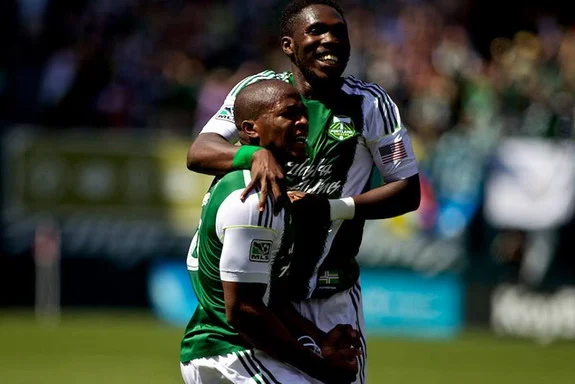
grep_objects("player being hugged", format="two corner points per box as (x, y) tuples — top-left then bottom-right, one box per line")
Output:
(180, 79), (361, 384)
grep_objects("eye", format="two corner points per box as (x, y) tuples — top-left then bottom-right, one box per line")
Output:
(307, 24), (328, 36)
(332, 24), (348, 39)
(281, 110), (299, 119)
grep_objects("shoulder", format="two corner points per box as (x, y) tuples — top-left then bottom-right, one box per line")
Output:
(212, 170), (248, 196)
(342, 76), (403, 135)
(342, 75), (395, 104)
(216, 171), (281, 229)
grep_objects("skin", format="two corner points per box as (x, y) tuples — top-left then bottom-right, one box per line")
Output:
(222, 81), (361, 382)
(281, 4), (351, 98)
(239, 83), (309, 163)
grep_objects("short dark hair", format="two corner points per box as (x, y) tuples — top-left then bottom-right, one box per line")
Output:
(280, 0), (345, 37)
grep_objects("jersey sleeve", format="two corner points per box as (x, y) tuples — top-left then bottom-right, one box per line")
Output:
(364, 90), (419, 182)
(198, 70), (281, 143)
(199, 94), (240, 143)
(216, 188), (283, 284)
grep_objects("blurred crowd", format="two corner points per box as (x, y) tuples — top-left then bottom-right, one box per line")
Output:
(1, 0), (574, 147)
(0, 0), (574, 291)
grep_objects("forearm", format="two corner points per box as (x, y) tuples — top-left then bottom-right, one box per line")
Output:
(346, 173), (421, 220)
(186, 133), (238, 175)
(269, 299), (327, 346)
(232, 302), (331, 381)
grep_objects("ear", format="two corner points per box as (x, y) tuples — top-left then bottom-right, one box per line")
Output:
(281, 36), (294, 57)
(241, 120), (259, 141)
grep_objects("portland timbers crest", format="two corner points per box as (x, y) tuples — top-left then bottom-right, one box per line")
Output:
(328, 115), (356, 141)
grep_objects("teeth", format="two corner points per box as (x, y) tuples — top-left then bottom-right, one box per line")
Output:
(318, 54), (338, 63)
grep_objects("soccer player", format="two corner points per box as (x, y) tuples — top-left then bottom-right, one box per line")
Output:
(180, 79), (361, 384)
(186, 1), (421, 382)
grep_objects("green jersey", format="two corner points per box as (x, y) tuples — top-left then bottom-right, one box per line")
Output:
(201, 70), (419, 298)
(180, 170), (292, 362)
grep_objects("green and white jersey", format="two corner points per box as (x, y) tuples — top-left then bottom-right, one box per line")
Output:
(180, 169), (292, 362)
(201, 70), (419, 298)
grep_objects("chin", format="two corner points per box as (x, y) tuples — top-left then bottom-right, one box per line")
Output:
(289, 150), (307, 161)
(313, 68), (345, 83)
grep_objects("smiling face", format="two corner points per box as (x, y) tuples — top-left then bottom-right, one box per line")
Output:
(282, 4), (350, 85)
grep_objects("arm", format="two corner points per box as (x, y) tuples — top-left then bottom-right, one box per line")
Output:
(186, 132), (239, 176)
(187, 134), (286, 210)
(186, 73), (287, 209)
(293, 173), (420, 222)
(350, 173), (420, 220)
(223, 282), (358, 384)
(328, 87), (421, 221)
(268, 298), (362, 356)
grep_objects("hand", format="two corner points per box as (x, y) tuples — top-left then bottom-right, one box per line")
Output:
(241, 148), (286, 214)
(287, 190), (306, 202)
(319, 349), (360, 384)
(319, 324), (362, 384)
(322, 324), (362, 357)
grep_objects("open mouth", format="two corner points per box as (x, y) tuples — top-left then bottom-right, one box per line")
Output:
(291, 135), (308, 156)
(294, 135), (307, 143)
(316, 53), (340, 66)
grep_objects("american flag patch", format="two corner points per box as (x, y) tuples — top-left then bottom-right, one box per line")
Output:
(379, 141), (407, 164)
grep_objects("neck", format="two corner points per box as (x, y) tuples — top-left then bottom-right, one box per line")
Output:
(291, 66), (342, 101)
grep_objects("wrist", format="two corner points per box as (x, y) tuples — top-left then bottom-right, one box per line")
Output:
(297, 335), (322, 357)
(328, 197), (355, 220)
(232, 145), (262, 170)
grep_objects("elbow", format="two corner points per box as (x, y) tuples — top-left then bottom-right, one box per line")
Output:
(407, 195), (420, 213)
(186, 144), (201, 172)
(225, 302), (254, 331)
(225, 305), (241, 329)
(226, 310), (239, 329)
(405, 174), (421, 213)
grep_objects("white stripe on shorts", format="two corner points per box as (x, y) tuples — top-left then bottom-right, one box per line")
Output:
(180, 349), (322, 384)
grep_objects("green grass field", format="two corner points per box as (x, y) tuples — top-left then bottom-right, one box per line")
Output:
(1, 310), (574, 384)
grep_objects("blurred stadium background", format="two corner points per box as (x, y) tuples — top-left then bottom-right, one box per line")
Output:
(1, 0), (575, 383)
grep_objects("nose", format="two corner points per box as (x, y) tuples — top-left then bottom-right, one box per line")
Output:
(295, 115), (309, 135)
(323, 31), (339, 44)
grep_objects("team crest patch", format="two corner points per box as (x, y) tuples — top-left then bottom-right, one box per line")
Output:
(215, 106), (234, 122)
(328, 115), (356, 141)
(249, 240), (272, 262)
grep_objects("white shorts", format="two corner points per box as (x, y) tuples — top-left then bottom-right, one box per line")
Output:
(292, 280), (367, 384)
(181, 281), (366, 384)
(180, 349), (322, 384)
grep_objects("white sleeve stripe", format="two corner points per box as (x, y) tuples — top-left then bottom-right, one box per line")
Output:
(222, 225), (279, 234)
(344, 77), (397, 135)
(220, 271), (269, 283)
(229, 70), (276, 96)
(365, 125), (403, 144)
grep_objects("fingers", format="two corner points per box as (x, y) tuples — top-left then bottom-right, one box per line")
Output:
(339, 348), (362, 361)
(240, 179), (257, 202)
(333, 324), (353, 334)
(327, 324), (362, 349)
(287, 191), (306, 201)
(242, 176), (279, 213)
(258, 184), (268, 212)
